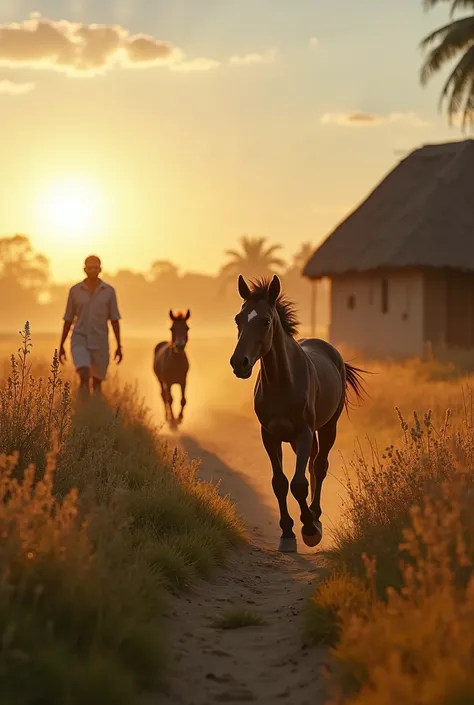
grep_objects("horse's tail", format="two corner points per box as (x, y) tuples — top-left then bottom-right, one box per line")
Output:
(344, 363), (370, 414)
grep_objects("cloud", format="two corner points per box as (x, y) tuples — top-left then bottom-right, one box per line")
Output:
(229, 46), (277, 66)
(0, 78), (34, 94)
(320, 111), (430, 127)
(171, 57), (220, 73)
(309, 37), (319, 49)
(0, 12), (218, 76)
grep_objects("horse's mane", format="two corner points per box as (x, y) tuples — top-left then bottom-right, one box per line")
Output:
(173, 312), (188, 321)
(244, 277), (300, 337)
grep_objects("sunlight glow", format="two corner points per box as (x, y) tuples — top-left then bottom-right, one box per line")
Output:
(36, 177), (106, 236)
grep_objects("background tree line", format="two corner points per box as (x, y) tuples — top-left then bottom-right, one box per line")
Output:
(0, 234), (329, 337)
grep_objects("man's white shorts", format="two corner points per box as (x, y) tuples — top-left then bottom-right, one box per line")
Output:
(71, 344), (109, 381)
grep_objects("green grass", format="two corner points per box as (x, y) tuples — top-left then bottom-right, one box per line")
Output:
(0, 324), (245, 703)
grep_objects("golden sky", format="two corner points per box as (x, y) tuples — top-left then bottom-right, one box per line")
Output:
(0, 2), (467, 283)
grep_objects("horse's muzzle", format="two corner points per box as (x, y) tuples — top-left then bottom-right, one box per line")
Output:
(230, 354), (253, 379)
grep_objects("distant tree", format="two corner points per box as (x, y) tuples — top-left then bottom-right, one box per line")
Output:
(109, 269), (147, 286)
(0, 234), (50, 294)
(290, 242), (314, 273)
(219, 236), (286, 291)
(420, 0), (474, 128)
(149, 260), (180, 283)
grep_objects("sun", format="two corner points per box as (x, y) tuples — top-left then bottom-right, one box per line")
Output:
(36, 177), (106, 235)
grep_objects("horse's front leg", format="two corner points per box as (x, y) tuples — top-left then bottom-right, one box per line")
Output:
(261, 427), (296, 553)
(160, 382), (171, 421)
(290, 425), (322, 548)
(167, 385), (177, 426)
(178, 378), (187, 423)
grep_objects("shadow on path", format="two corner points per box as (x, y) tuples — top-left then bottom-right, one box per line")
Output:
(179, 433), (274, 546)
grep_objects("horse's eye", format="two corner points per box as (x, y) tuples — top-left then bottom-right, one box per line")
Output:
(264, 318), (271, 328)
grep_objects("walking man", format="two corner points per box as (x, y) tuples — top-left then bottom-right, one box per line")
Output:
(59, 255), (123, 399)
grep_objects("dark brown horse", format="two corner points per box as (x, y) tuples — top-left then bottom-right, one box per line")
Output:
(230, 274), (367, 553)
(153, 310), (190, 428)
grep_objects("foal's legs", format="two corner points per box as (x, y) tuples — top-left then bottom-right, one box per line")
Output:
(167, 385), (177, 426)
(178, 379), (187, 423)
(310, 415), (338, 525)
(290, 426), (322, 547)
(160, 382), (171, 421)
(261, 427), (296, 553)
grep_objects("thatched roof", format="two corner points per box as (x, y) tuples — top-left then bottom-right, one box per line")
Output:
(303, 139), (474, 279)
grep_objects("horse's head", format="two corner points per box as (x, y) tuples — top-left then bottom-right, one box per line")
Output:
(230, 274), (281, 379)
(169, 309), (190, 352)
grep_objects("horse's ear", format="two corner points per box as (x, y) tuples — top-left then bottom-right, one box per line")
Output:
(238, 274), (251, 300)
(169, 309), (175, 321)
(268, 274), (281, 305)
(185, 309), (190, 321)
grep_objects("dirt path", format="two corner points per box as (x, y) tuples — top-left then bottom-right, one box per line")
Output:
(157, 410), (335, 705)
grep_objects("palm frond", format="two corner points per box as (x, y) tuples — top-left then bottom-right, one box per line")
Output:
(462, 77), (474, 125)
(223, 249), (244, 260)
(423, 0), (451, 8)
(420, 16), (474, 85)
(219, 260), (241, 274)
(262, 244), (283, 258)
(439, 44), (474, 124)
(423, 0), (474, 11)
(266, 257), (286, 270)
(451, 0), (474, 16)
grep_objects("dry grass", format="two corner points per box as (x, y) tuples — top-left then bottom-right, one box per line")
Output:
(0, 324), (244, 704)
(307, 355), (474, 705)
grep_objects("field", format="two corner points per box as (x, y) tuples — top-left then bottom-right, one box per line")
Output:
(1, 326), (473, 704)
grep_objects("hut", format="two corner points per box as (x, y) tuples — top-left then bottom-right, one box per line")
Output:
(303, 139), (474, 359)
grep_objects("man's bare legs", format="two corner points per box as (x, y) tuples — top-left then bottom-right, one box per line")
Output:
(92, 377), (102, 396)
(77, 366), (90, 402)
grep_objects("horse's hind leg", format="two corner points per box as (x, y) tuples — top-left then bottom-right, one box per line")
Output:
(261, 427), (296, 553)
(289, 427), (322, 548)
(310, 415), (338, 529)
(309, 433), (319, 504)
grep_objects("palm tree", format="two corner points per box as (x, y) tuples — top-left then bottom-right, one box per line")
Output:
(219, 235), (286, 292)
(420, 0), (474, 128)
(291, 242), (314, 272)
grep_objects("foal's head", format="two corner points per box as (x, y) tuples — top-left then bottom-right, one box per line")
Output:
(169, 310), (190, 352)
(230, 274), (298, 379)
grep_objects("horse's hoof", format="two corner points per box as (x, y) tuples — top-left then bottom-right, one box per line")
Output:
(301, 521), (323, 548)
(278, 537), (297, 553)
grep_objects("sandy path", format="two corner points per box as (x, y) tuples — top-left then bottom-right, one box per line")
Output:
(156, 409), (335, 705)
